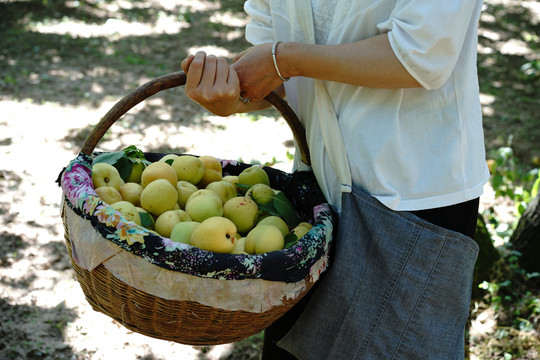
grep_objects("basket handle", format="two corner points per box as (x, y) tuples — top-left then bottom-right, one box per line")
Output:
(81, 71), (311, 166)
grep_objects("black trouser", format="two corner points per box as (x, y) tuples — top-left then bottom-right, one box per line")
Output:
(261, 197), (480, 360)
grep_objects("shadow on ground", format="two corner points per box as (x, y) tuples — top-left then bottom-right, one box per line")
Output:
(0, 0), (259, 152)
(0, 298), (80, 360)
(478, 1), (540, 163)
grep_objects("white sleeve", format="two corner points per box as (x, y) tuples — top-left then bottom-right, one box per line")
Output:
(244, 0), (275, 45)
(377, 0), (482, 90)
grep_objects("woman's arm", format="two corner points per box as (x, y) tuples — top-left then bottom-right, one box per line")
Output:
(282, 34), (421, 88)
(233, 33), (421, 101)
(181, 33), (420, 115)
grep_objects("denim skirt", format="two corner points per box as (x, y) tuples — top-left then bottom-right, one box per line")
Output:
(278, 186), (479, 360)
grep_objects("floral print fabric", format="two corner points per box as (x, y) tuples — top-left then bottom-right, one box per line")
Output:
(59, 153), (336, 283)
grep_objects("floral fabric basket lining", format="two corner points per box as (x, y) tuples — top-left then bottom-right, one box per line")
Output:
(61, 153), (334, 313)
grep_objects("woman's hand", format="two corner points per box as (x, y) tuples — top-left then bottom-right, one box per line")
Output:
(233, 43), (286, 101)
(181, 51), (242, 117)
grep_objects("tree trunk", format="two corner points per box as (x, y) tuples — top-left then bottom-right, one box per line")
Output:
(509, 193), (540, 273)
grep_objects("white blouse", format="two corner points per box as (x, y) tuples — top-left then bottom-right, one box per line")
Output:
(244, 0), (490, 212)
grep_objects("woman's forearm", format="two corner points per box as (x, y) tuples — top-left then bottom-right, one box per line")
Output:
(277, 33), (421, 89)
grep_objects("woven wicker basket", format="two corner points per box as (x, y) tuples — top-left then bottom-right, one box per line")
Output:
(59, 72), (335, 345)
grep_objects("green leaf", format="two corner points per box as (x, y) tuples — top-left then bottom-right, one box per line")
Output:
(236, 183), (251, 193)
(237, 184), (301, 227)
(93, 151), (125, 165)
(165, 159), (174, 165)
(516, 201), (526, 216)
(284, 233), (299, 249)
(273, 192), (300, 227)
(253, 195), (277, 208)
(139, 212), (154, 230)
(122, 145), (146, 159)
(93, 151), (133, 181)
(115, 156), (133, 181)
(257, 202), (281, 218)
(492, 173), (504, 191)
(531, 170), (540, 199)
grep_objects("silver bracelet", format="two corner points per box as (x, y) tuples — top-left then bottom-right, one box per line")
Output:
(272, 41), (289, 82)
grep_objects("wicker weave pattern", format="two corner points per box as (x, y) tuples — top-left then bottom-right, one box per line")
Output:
(63, 205), (314, 345)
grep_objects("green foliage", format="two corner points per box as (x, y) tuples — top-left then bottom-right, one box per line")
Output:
(488, 141), (540, 227)
(138, 211), (154, 230)
(473, 248), (540, 358)
(478, 249), (524, 307)
(122, 145), (147, 160)
(181, 11), (192, 24)
(286, 150), (294, 161)
(520, 59), (540, 81)
(237, 183), (301, 228)
(271, 191), (301, 227)
(3, 74), (16, 85)
(123, 54), (148, 65)
(93, 145), (149, 181)
(283, 233), (299, 249)
(471, 144), (540, 359)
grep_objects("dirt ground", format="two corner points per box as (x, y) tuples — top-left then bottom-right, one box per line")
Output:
(0, 0), (538, 359)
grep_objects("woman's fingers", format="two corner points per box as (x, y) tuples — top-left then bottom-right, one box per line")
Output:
(183, 52), (241, 113)
(200, 55), (218, 84)
(215, 59), (240, 100)
(181, 54), (195, 73)
(185, 51), (207, 94)
(180, 49), (276, 115)
(215, 57), (230, 86)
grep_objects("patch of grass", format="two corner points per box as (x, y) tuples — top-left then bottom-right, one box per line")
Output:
(470, 142), (540, 359)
